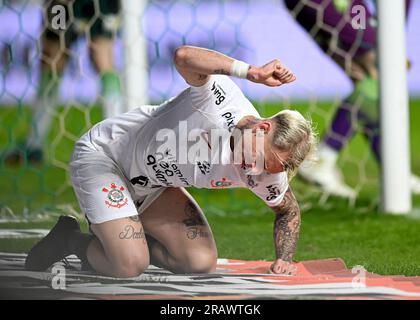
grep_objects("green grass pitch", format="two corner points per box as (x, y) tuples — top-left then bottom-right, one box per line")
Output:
(1, 100), (420, 276)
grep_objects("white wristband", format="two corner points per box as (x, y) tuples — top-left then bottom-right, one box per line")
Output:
(230, 60), (250, 79)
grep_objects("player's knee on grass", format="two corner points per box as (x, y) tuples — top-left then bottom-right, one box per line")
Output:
(109, 237), (151, 278)
(180, 249), (217, 274)
(90, 222), (151, 278)
(111, 252), (150, 278)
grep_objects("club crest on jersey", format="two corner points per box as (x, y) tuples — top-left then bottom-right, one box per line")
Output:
(211, 178), (233, 188)
(102, 183), (128, 209)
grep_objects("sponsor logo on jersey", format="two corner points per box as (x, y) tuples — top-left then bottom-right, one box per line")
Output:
(221, 112), (236, 132)
(197, 161), (211, 175)
(146, 154), (191, 187)
(211, 178), (233, 188)
(266, 184), (281, 201)
(130, 175), (149, 187)
(171, 162), (191, 186)
(102, 183), (128, 209)
(247, 175), (259, 188)
(146, 155), (174, 187)
(211, 81), (226, 105)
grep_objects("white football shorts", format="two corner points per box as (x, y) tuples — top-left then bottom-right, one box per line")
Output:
(69, 142), (165, 225)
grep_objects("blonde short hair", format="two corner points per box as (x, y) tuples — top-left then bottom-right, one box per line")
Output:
(270, 109), (317, 179)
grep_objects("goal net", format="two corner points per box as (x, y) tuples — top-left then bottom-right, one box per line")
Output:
(0, 0), (418, 218)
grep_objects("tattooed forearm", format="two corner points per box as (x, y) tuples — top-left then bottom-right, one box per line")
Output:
(213, 68), (230, 75)
(272, 188), (301, 262)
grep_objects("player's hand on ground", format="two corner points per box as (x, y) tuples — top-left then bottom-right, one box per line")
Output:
(247, 60), (296, 87)
(269, 259), (298, 276)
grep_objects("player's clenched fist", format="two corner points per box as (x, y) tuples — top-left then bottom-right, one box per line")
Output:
(269, 259), (298, 276)
(247, 59), (297, 87)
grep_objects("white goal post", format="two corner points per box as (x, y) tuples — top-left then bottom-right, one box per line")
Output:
(377, 0), (412, 214)
(121, 0), (149, 110)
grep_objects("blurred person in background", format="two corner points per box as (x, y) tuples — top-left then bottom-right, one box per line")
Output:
(284, 0), (420, 198)
(5, 0), (122, 164)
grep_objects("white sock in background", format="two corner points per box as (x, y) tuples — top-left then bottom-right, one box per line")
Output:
(26, 97), (55, 150)
(317, 142), (339, 167)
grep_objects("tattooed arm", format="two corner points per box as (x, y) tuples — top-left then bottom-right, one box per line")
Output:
(173, 45), (296, 87)
(269, 187), (300, 275)
(174, 46), (233, 87)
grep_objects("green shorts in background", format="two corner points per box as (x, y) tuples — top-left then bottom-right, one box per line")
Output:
(44, 0), (121, 46)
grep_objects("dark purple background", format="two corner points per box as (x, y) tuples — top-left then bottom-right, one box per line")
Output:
(0, 0), (419, 105)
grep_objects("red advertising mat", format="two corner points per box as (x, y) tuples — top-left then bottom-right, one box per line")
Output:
(1, 252), (419, 300)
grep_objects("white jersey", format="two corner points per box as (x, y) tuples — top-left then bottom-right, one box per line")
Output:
(76, 75), (288, 207)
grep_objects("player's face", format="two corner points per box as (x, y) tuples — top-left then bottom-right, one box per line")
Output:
(241, 123), (290, 174)
(263, 143), (290, 174)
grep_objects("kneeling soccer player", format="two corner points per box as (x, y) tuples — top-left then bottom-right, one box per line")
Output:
(25, 46), (316, 277)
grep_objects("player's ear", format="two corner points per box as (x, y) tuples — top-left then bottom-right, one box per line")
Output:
(253, 120), (272, 134)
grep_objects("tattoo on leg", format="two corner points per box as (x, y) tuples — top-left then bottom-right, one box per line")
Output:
(182, 201), (205, 227)
(182, 201), (210, 240)
(186, 227), (210, 240)
(128, 215), (140, 223)
(119, 225), (146, 243)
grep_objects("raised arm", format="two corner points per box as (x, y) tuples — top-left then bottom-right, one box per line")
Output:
(270, 187), (301, 275)
(173, 45), (296, 87)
